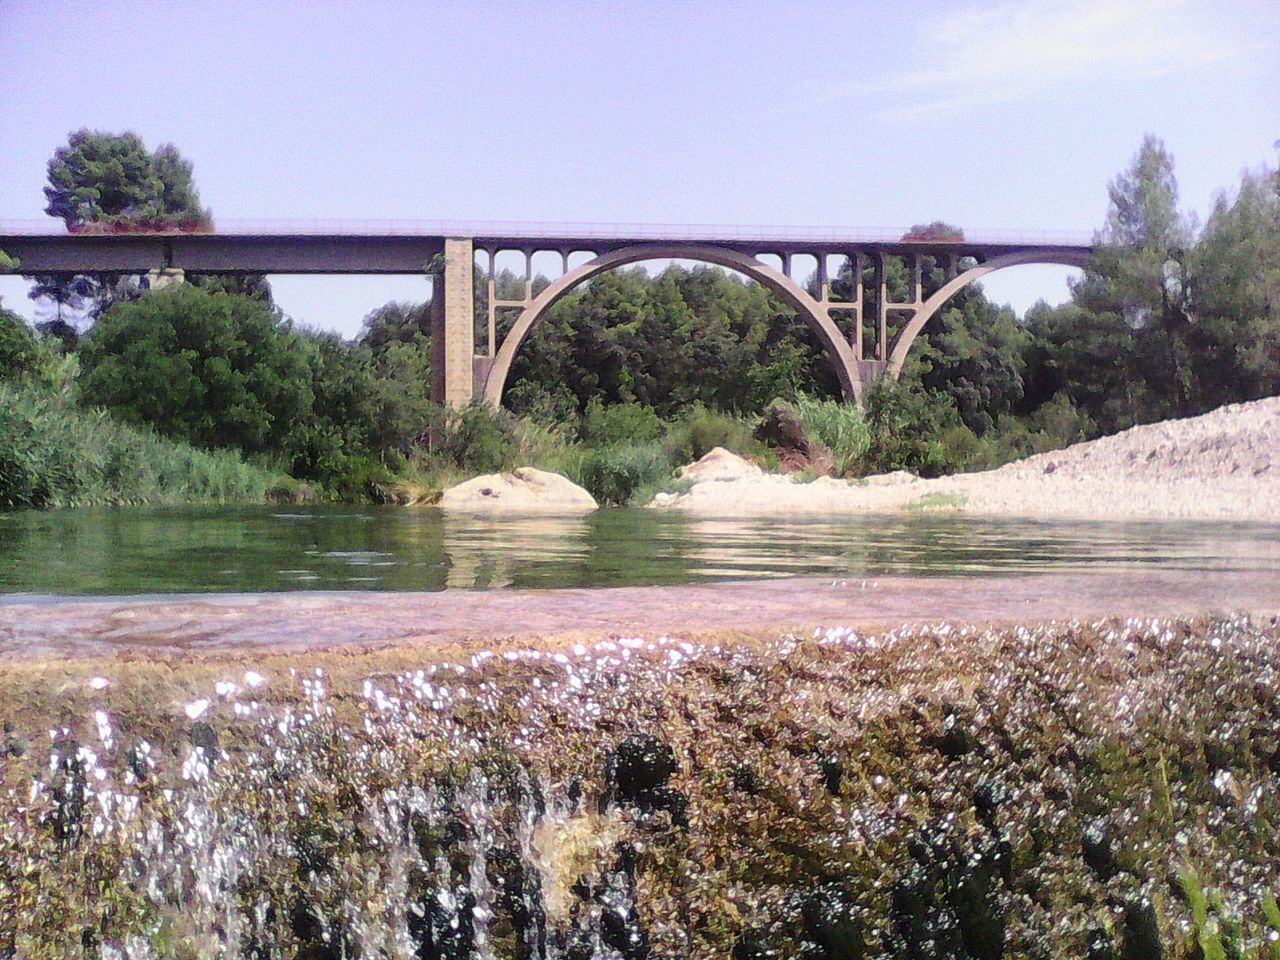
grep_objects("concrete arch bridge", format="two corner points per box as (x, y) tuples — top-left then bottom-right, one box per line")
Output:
(0, 220), (1092, 407)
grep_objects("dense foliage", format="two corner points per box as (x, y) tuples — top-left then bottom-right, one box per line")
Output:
(43, 129), (209, 231)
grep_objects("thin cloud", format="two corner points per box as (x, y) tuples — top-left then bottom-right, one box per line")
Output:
(838, 0), (1261, 119)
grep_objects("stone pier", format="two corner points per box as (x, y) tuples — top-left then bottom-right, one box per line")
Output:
(429, 237), (475, 407)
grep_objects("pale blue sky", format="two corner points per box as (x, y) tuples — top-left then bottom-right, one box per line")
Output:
(1, 0), (1277, 336)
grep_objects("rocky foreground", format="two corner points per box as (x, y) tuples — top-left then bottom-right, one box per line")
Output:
(654, 396), (1280, 522)
(1, 615), (1278, 958)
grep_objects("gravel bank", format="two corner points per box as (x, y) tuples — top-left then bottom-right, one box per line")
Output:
(654, 396), (1280, 521)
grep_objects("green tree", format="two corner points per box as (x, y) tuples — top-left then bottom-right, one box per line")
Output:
(77, 285), (312, 456)
(1073, 134), (1195, 418)
(0, 301), (52, 384)
(43, 129), (209, 229)
(35, 130), (213, 325)
(1186, 167), (1280, 404)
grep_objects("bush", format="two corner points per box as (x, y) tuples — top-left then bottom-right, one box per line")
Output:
(574, 442), (674, 505)
(861, 380), (975, 478)
(578, 398), (662, 447)
(0, 382), (288, 509)
(77, 285), (314, 455)
(425, 401), (520, 474)
(662, 405), (771, 466)
(0, 305), (53, 386)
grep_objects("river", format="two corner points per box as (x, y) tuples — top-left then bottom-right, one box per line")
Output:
(2, 503), (1278, 596)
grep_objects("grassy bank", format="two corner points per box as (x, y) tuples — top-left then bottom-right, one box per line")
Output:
(1, 615), (1276, 957)
(0, 381), (296, 509)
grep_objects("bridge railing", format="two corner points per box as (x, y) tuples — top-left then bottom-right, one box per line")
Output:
(0, 218), (1094, 247)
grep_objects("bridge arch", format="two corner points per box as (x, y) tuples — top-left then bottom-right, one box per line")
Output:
(885, 248), (1094, 378)
(480, 243), (865, 407)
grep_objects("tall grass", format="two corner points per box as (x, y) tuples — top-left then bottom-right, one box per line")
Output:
(0, 382), (291, 509)
(790, 393), (871, 475)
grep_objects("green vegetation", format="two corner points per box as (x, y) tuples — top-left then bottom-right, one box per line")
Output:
(0, 380), (291, 509)
(2, 130), (1277, 511)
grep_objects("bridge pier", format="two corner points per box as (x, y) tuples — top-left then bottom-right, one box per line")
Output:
(430, 237), (475, 407)
(147, 267), (185, 290)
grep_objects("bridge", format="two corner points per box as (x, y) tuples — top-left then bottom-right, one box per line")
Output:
(0, 219), (1093, 407)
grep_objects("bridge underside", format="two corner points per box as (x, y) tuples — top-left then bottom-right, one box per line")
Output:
(0, 229), (1092, 408)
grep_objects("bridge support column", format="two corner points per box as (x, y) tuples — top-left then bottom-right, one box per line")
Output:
(147, 267), (185, 290)
(430, 237), (475, 407)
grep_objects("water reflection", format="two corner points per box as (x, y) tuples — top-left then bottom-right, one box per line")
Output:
(0, 504), (1277, 596)
(442, 514), (592, 589)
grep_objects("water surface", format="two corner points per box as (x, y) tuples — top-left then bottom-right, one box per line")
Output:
(1, 504), (1278, 596)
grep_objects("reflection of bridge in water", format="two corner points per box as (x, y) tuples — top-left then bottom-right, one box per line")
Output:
(0, 219), (1093, 407)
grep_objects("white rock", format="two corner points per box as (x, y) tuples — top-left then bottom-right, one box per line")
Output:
(439, 467), (597, 513)
(678, 447), (762, 482)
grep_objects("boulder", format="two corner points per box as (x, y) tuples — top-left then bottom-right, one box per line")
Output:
(678, 447), (762, 482)
(438, 467), (597, 513)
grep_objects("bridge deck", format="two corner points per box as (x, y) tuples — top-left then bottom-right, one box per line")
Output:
(0, 219), (1092, 275)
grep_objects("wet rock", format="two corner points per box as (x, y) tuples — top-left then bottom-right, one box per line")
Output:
(1120, 895), (1162, 960)
(48, 739), (86, 844)
(891, 819), (1005, 959)
(126, 740), (150, 784)
(409, 884), (477, 960)
(489, 845), (547, 960)
(1088, 927), (1118, 960)
(732, 928), (777, 959)
(937, 710), (975, 759)
(1082, 818), (1120, 880)
(603, 734), (686, 824)
(1203, 738), (1232, 771)
(291, 901), (342, 960)
(975, 781), (1007, 827)
(818, 755), (844, 796)
(190, 720), (221, 765)
(802, 883), (866, 959)
(730, 761), (760, 796)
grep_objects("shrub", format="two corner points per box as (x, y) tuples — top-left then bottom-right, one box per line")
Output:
(860, 380), (973, 478)
(77, 285), (314, 455)
(578, 398), (662, 447)
(573, 441), (674, 506)
(662, 405), (771, 466)
(0, 304), (53, 386)
(425, 401), (520, 474)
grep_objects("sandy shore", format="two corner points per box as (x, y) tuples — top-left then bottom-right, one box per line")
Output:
(654, 396), (1280, 522)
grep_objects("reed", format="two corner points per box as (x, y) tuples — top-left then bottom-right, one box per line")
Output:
(0, 382), (292, 509)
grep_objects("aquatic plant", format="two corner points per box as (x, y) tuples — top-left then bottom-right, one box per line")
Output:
(0, 615), (1277, 957)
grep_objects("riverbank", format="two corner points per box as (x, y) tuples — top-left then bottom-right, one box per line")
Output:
(1, 610), (1277, 957)
(652, 396), (1280, 522)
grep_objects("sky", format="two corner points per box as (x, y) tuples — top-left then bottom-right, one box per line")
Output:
(1, 0), (1278, 337)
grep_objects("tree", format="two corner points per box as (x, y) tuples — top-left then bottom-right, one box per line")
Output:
(43, 129), (209, 230)
(0, 301), (52, 384)
(1073, 135), (1195, 417)
(34, 130), (214, 327)
(77, 285), (312, 455)
(1186, 167), (1280, 405)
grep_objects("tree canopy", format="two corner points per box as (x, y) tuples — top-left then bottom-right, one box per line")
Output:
(44, 129), (210, 230)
